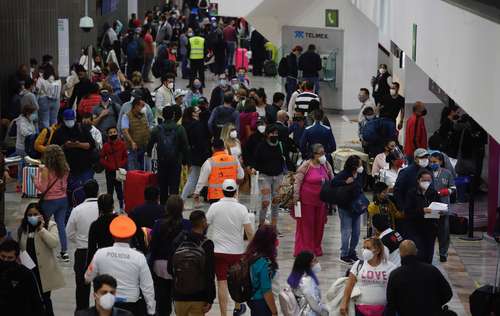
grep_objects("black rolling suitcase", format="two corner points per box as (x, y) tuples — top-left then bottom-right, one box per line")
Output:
(470, 244), (500, 315)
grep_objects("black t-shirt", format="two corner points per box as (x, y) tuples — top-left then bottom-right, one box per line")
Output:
(379, 95), (405, 121)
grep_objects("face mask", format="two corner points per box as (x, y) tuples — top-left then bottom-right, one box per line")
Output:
(193, 82), (202, 89)
(452, 114), (460, 121)
(231, 84), (240, 91)
(418, 158), (429, 168)
(98, 293), (115, 310)
(365, 115), (375, 120)
(229, 130), (237, 139)
(109, 135), (118, 141)
(420, 109), (428, 116)
(219, 79), (227, 87)
(0, 259), (16, 270)
(140, 106), (147, 114)
(27, 215), (39, 226)
(269, 135), (279, 144)
(167, 82), (174, 89)
(311, 262), (321, 274)
(419, 181), (431, 191)
(357, 166), (364, 174)
(318, 155), (327, 165)
(171, 49), (177, 54)
(429, 163), (440, 171)
(390, 89), (397, 96)
(64, 120), (75, 128)
(238, 74), (245, 82)
(257, 125), (266, 134)
(187, 32), (194, 37)
(362, 248), (374, 261)
(379, 68), (386, 74)
(29, 113), (38, 121)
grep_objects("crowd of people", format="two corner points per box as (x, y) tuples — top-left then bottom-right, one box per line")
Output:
(0, 1), (478, 316)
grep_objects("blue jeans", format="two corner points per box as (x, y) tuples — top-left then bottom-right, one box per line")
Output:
(181, 53), (189, 78)
(181, 166), (201, 200)
(41, 198), (69, 252)
(248, 299), (272, 316)
(338, 207), (361, 257)
(302, 76), (320, 94)
(37, 96), (59, 129)
(127, 148), (146, 171)
(226, 41), (237, 67)
(67, 169), (94, 210)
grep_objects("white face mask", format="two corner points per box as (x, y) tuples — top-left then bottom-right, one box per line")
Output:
(140, 106), (147, 114)
(167, 82), (174, 90)
(418, 158), (429, 168)
(257, 125), (266, 134)
(318, 155), (326, 165)
(419, 181), (431, 191)
(311, 262), (321, 274)
(98, 293), (115, 310)
(229, 130), (238, 139)
(357, 166), (364, 174)
(362, 248), (374, 261)
(379, 68), (386, 74)
(365, 115), (375, 120)
(390, 88), (397, 96)
(64, 120), (75, 128)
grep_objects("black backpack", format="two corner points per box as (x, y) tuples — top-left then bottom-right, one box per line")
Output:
(172, 238), (208, 295)
(278, 56), (289, 77)
(227, 256), (259, 303)
(156, 125), (178, 163)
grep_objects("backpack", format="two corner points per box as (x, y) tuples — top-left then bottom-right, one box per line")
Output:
(227, 257), (255, 303)
(215, 106), (235, 128)
(279, 286), (299, 316)
(24, 133), (40, 159)
(278, 56), (289, 77)
(171, 238), (208, 295)
(127, 38), (140, 60)
(156, 125), (178, 163)
(264, 60), (278, 77)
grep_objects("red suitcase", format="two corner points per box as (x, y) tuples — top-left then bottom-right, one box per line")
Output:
(124, 170), (158, 213)
(235, 48), (249, 70)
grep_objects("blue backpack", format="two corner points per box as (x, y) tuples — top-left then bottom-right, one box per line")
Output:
(107, 74), (121, 93)
(127, 38), (140, 60)
(362, 118), (396, 144)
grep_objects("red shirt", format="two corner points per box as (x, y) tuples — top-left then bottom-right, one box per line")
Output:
(144, 33), (154, 56)
(223, 25), (237, 42)
(78, 93), (101, 117)
(404, 113), (427, 156)
(100, 139), (128, 171)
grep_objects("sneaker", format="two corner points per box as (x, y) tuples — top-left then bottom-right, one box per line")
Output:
(350, 253), (359, 262)
(340, 256), (354, 265)
(58, 252), (70, 262)
(440, 256), (447, 263)
(24, 156), (41, 166)
(233, 303), (247, 316)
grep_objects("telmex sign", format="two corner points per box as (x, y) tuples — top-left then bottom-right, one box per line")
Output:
(293, 31), (329, 39)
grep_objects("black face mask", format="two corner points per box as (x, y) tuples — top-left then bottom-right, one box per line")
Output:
(0, 259), (17, 270)
(452, 114), (460, 121)
(421, 109), (428, 116)
(109, 135), (118, 141)
(269, 136), (279, 144)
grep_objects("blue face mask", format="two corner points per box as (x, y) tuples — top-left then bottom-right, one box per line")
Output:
(27, 215), (39, 226)
(430, 163), (440, 171)
(29, 112), (38, 122)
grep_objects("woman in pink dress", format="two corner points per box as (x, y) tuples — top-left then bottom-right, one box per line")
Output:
(293, 143), (333, 256)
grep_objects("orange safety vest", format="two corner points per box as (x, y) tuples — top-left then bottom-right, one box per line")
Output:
(207, 151), (238, 200)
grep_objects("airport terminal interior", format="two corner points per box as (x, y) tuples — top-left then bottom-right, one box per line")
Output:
(1, 1), (500, 316)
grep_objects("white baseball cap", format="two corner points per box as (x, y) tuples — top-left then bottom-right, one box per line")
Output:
(222, 179), (237, 192)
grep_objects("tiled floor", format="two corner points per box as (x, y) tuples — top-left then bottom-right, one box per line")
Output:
(2, 73), (495, 316)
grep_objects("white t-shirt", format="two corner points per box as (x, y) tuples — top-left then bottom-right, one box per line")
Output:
(350, 260), (396, 306)
(206, 197), (251, 254)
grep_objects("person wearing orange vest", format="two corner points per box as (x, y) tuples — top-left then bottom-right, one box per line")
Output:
(193, 138), (244, 203)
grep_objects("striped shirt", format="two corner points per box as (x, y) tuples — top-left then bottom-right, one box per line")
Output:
(294, 91), (320, 113)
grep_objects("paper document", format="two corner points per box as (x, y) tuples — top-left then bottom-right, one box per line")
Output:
(19, 250), (36, 270)
(295, 202), (302, 218)
(424, 202), (448, 219)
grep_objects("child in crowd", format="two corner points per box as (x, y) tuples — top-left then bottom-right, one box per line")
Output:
(99, 127), (127, 209)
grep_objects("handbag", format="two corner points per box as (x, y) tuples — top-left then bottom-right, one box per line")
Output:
(351, 194), (369, 216)
(38, 177), (59, 208)
(455, 129), (476, 176)
(320, 181), (358, 208)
